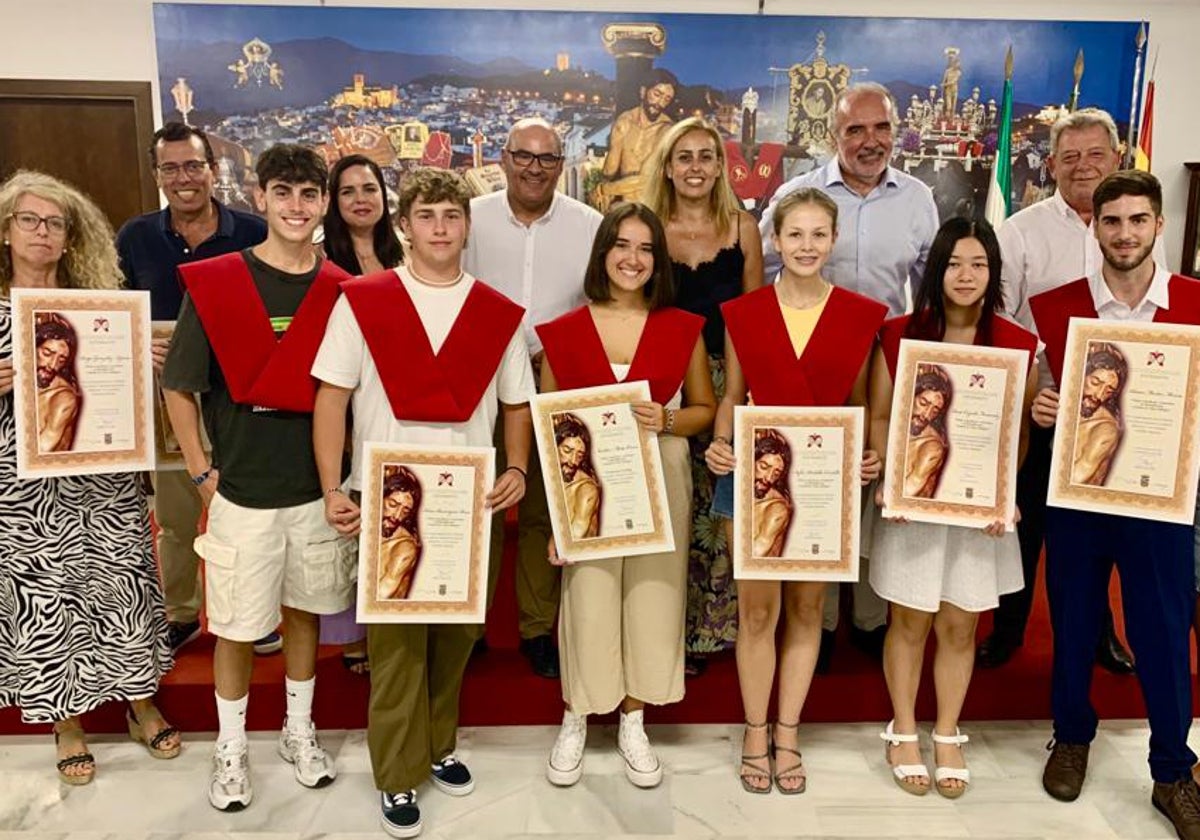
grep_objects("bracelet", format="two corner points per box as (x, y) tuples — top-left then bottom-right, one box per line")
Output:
(712, 435), (732, 446)
(190, 469), (212, 487)
(664, 407), (676, 434)
(324, 487), (345, 497)
(504, 465), (527, 479)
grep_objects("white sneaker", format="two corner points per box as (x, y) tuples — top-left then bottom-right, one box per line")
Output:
(617, 709), (662, 788)
(546, 710), (587, 786)
(209, 738), (253, 811)
(278, 717), (337, 788)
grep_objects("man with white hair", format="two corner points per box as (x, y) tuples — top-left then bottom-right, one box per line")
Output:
(977, 108), (1163, 672)
(759, 82), (939, 667)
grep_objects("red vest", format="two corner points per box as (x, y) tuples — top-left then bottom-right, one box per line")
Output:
(1029, 275), (1200, 385)
(721, 285), (887, 406)
(536, 306), (704, 404)
(879, 313), (1038, 379)
(340, 270), (525, 423)
(179, 251), (348, 413)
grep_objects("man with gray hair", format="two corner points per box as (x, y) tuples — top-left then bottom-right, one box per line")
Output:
(977, 107), (1163, 671)
(463, 117), (602, 679)
(758, 82), (939, 667)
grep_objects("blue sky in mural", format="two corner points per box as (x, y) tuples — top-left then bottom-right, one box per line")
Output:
(154, 4), (1142, 113)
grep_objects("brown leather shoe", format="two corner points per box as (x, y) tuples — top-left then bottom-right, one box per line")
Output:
(1152, 777), (1200, 840)
(1042, 740), (1089, 801)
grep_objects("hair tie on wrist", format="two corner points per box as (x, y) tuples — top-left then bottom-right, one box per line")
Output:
(504, 465), (526, 479)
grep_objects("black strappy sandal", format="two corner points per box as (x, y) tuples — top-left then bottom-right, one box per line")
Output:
(127, 703), (182, 759)
(772, 721), (806, 794)
(739, 721), (771, 794)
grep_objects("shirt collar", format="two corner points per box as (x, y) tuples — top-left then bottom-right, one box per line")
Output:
(1051, 190), (1089, 227)
(1088, 261), (1171, 312)
(157, 199), (234, 238)
(825, 157), (899, 190)
(503, 190), (559, 228)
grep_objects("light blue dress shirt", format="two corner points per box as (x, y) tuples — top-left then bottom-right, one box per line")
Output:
(759, 158), (939, 317)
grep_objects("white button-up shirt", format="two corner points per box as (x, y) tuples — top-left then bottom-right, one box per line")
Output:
(759, 157), (938, 316)
(464, 190), (602, 356)
(1088, 261), (1171, 323)
(998, 189), (1168, 331)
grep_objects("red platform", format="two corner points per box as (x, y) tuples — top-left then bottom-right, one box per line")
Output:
(1, 516), (1192, 735)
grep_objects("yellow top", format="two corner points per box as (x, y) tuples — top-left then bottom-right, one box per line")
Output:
(780, 284), (831, 356)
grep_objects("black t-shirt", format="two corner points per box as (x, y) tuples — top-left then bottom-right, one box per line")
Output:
(161, 248), (342, 509)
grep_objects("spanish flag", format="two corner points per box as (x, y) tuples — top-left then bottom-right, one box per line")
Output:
(1134, 79), (1154, 172)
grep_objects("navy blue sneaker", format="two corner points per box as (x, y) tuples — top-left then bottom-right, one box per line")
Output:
(430, 754), (474, 796)
(167, 619), (201, 652)
(253, 631), (283, 656)
(380, 789), (421, 838)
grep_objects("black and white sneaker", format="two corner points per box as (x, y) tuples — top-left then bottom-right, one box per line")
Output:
(380, 789), (421, 838)
(430, 754), (474, 796)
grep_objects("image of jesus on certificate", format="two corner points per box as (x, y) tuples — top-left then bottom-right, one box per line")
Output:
(377, 465), (423, 600)
(34, 312), (82, 453)
(904, 363), (953, 499)
(1071, 341), (1127, 487)
(554, 411), (602, 540)
(752, 427), (793, 558)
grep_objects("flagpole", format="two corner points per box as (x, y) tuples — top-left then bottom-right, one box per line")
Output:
(1125, 22), (1147, 168)
(1068, 49), (1083, 112)
(984, 46), (1013, 228)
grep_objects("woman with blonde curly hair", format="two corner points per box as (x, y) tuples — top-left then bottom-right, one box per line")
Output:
(0, 171), (179, 785)
(642, 117), (763, 675)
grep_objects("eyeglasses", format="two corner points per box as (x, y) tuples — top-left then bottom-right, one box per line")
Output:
(156, 160), (210, 179)
(506, 149), (564, 168)
(9, 211), (69, 235)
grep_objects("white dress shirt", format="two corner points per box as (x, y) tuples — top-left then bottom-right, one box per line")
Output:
(463, 190), (603, 356)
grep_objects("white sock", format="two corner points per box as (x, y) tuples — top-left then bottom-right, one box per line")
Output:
(285, 676), (315, 730)
(216, 691), (248, 745)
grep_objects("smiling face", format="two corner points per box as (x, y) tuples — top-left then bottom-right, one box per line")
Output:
(6, 193), (69, 273)
(666, 129), (721, 201)
(335, 164), (384, 234)
(910, 389), (946, 435)
(1048, 124), (1120, 217)
(604, 216), (655, 295)
(255, 178), (326, 246)
(771, 202), (836, 282)
(502, 124), (562, 218)
(833, 90), (895, 194)
(155, 135), (216, 217)
(942, 236), (990, 309)
(381, 489), (415, 538)
(753, 453), (785, 499)
(400, 197), (469, 276)
(1094, 194), (1162, 274)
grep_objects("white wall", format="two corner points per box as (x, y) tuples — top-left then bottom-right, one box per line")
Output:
(2, 0), (1197, 269)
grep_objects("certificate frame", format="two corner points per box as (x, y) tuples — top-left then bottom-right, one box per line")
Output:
(880, 339), (1028, 530)
(531, 381), (674, 563)
(1047, 317), (1200, 524)
(733, 405), (863, 582)
(356, 441), (494, 624)
(11, 287), (154, 479)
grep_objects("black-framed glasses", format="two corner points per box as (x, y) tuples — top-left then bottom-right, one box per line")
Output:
(156, 160), (211, 179)
(506, 149), (564, 168)
(9, 211), (69, 235)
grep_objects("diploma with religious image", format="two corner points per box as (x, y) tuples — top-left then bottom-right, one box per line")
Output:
(733, 406), (862, 582)
(12, 288), (153, 479)
(356, 442), (494, 623)
(881, 339), (1028, 530)
(532, 381), (674, 563)
(1048, 318), (1200, 524)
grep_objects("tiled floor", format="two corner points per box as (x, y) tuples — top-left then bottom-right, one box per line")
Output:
(0, 720), (1190, 839)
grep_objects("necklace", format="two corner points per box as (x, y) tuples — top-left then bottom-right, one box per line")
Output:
(407, 264), (463, 288)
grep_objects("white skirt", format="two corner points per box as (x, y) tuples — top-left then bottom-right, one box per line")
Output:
(868, 515), (1024, 614)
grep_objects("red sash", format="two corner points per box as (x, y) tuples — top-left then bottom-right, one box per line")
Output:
(880, 313), (1038, 379)
(722, 285), (887, 406)
(1029, 275), (1200, 385)
(724, 141), (785, 206)
(341, 271), (524, 422)
(179, 252), (348, 413)
(535, 306), (703, 404)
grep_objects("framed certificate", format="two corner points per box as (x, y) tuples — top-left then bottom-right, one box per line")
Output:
(531, 381), (674, 563)
(11, 288), (153, 479)
(151, 321), (209, 471)
(732, 406), (863, 582)
(880, 339), (1028, 530)
(356, 442), (494, 623)
(1048, 318), (1200, 524)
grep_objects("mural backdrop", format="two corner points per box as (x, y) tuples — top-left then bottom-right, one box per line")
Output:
(153, 4), (1143, 221)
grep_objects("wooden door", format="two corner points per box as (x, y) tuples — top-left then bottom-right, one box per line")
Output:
(0, 79), (159, 231)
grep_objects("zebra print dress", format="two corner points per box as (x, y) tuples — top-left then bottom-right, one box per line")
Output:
(0, 298), (173, 723)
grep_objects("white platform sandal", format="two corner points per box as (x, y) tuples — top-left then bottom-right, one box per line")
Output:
(880, 720), (929, 796)
(931, 728), (970, 799)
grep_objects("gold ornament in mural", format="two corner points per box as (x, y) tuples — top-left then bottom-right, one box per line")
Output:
(228, 37), (284, 90)
(787, 32), (851, 153)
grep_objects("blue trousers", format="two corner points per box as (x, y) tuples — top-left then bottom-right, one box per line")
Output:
(1045, 507), (1196, 783)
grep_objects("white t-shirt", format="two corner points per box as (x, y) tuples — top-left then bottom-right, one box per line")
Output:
(311, 266), (535, 490)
